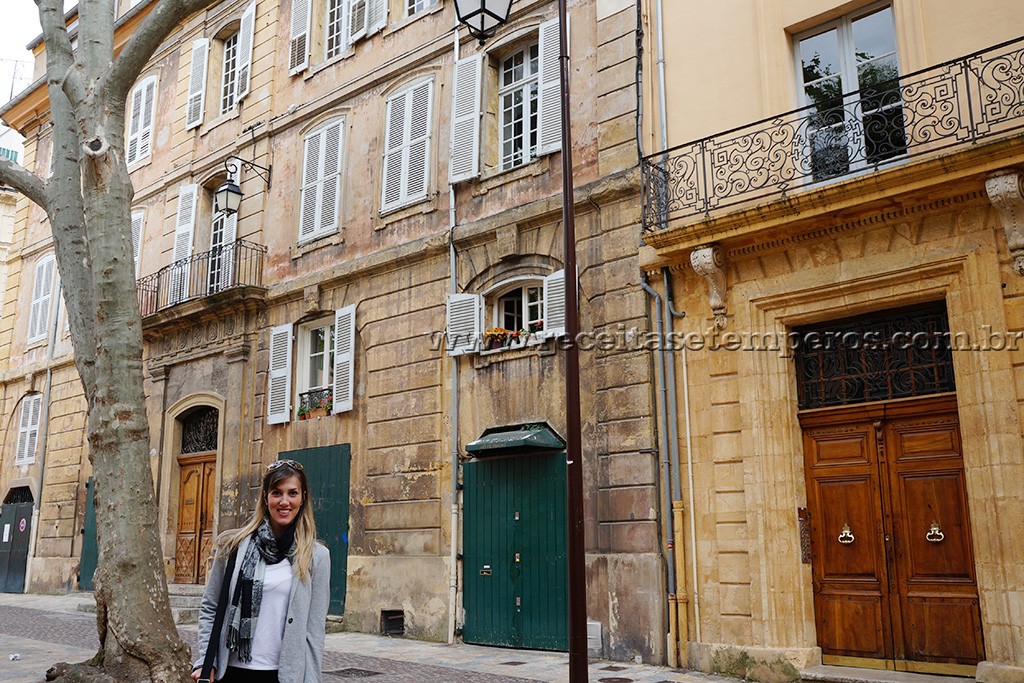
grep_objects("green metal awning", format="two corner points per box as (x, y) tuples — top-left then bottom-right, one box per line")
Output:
(465, 423), (565, 456)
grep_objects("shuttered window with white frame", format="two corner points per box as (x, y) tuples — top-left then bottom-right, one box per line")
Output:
(126, 75), (157, 165)
(289, 0), (312, 74)
(366, 0), (387, 36)
(332, 305), (356, 414)
(325, 0), (349, 60)
(27, 254), (56, 344)
(536, 17), (564, 156)
(449, 53), (483, 183)
(185, 39), (209, 130)
(267, 323), (294, 424)
(347, 0), (368, 43)
(381, 79), (433, 213)
(131, 210), (144, 275)
(15, 393), (43, 465)
(446, 293), (482, 356)
(169, 185), (198, 305)
(298, 118), (344, 243)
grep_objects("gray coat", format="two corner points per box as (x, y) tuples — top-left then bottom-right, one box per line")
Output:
(194, 534), (331, 683)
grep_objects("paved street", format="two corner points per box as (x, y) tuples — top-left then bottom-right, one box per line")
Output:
(0, 592), (730, 683)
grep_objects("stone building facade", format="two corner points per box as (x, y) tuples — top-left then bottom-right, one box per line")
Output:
(640, 0), (1024, 682)
(0, 0), (667, 665)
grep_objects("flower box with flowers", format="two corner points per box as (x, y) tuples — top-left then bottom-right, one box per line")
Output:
(298, 394), (333, 420)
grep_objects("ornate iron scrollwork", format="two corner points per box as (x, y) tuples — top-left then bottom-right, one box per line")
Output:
(181, 407), (219, 454)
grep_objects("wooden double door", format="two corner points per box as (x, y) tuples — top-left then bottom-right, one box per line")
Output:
(174, 454), (216, 584)
(801, 395), (983, 674)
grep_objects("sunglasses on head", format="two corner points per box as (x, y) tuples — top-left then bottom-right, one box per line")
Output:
(267, 459), (304, 472)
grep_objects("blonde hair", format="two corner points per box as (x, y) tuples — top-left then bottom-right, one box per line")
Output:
(216, 463), (318, 581)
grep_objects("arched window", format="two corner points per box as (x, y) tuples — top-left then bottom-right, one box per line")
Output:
(180, 407), (219, 454)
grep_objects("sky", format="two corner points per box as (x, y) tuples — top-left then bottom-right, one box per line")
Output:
(1, 1), (80, 105)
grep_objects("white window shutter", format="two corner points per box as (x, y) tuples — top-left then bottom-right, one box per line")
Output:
(366, 0), (387, 36)
(126, 85), (144, 164)
(236, 1), (257, 100)
(289, 0), (312, 74)
(449, 54), (483, 183)
(446, 293), (482, 356)
(348, 0), (368, 43)
(170, 184), (198, 305)
(333, 305), (356, 414)
(319, 121), (343, 234)
(537, 17), (563, 156)
(381, 89), (407, 211)
(405, 81), (432, 202)
(16, 394), (43, 465)
(27, 255), (55, 343)
(218, 211), (238, 291)
(543, 268), (566, 338)
(138, 77), (157, 161)
(267, 323), (294, 424)
(185, 40), (209, 130)
(131, 211), (144, 275)
(299, 129), (322, 242)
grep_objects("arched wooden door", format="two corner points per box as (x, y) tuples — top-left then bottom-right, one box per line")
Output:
(174, 407), (219, 584)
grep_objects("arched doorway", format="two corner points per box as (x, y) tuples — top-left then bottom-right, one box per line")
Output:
(0, 487), (34, 593)
(174, 406), (218, 584)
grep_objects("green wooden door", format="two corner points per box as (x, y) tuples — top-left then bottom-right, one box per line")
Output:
(80, 478), (98, 591)
(463, 452), (568, 651)
(281, 445), (351, 615)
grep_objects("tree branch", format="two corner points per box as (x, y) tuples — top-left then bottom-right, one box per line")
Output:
(79, 0), (115, 86)
(104, 0), (223, 105)
(36, 0), (88, 106)
(0, 157), (48, 210)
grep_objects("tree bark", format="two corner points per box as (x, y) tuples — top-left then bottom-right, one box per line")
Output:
(0, 1), (225, 680)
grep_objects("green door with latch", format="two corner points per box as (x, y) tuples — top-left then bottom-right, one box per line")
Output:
(80, 478), (98, 591)
(280, 445), (351, 615)
(463, 451), (568, 651)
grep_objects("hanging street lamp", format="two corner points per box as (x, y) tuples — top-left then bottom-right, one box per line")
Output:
(452, 0), (513, 44)
(213, 155), (273, 216)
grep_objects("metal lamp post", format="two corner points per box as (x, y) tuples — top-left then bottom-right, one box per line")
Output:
(213, 155), (273, 216)
(452, 2), (588, 681)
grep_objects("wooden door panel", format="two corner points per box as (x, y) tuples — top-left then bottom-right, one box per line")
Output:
(807, 432), (873, 468)
(903, 596), (984, 662)
(198, 462), (217, 583)
(892, 425), (960, 462)
(815, 593), (888, 657)
(897, 470), (974, 582)
(814, 477), (886, 581)
(175, 464), (202, 583)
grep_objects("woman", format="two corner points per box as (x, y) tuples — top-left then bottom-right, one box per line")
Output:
(192, 460), (330, 683)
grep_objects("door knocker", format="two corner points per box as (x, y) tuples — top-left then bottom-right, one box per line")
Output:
(838, 523), (855, 544)
(926, 521), (945, 543)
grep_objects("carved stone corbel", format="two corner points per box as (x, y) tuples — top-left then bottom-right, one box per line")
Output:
(690, 244), (728, 329)
(303, 284), (322, 313)
(986, 171), (1024, 275)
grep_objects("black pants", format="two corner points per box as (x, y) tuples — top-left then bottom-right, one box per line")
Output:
(222, 666), (279, 683)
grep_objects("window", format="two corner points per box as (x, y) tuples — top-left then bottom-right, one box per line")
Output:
(406, 0), (437, 18)
(449, 17), (563, 184)
(291, 0), (386, 74)
(15, 394), (43, 465)
(499, 44), (539, 170)
(185, 2), (254, 130)
(27, 254), (57, 344)
(220, 32), (240, 114)
(796, 3), (904, 180)
(266, 305), (356, 424)
(208, 207), (237, 293)
(381, 79), (433, 213)
(299, 118), (344, 242)
(445, 270), (566, 356)
(126, 75), (156, 165)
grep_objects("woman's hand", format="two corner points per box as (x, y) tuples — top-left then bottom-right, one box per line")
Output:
(190, 667), (215, 682)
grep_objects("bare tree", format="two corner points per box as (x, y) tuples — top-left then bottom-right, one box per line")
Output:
(0, 2), (221, 681)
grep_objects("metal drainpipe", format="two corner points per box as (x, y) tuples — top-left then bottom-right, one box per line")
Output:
(640, 275), (677, 666)
(28, 278), (63, 591)
(663, 269), (701, 645)
(446, 26), (461, 647)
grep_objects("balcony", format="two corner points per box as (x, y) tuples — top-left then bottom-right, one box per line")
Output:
(137, 239), (267, 318)
(642, 36), (1024, 235)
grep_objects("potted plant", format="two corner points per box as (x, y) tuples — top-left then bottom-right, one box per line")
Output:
(483, 327), (511, 350)
(299, 394), (332, 420)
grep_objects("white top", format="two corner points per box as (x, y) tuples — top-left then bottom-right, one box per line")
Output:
(228, 560), (294, 670)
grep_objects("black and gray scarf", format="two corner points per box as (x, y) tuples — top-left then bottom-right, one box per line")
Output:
(225, 519), (296, 662)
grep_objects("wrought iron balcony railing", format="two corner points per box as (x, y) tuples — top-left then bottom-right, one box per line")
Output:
(137, 239), (266, 317)
(642, 36), (1024, 233)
